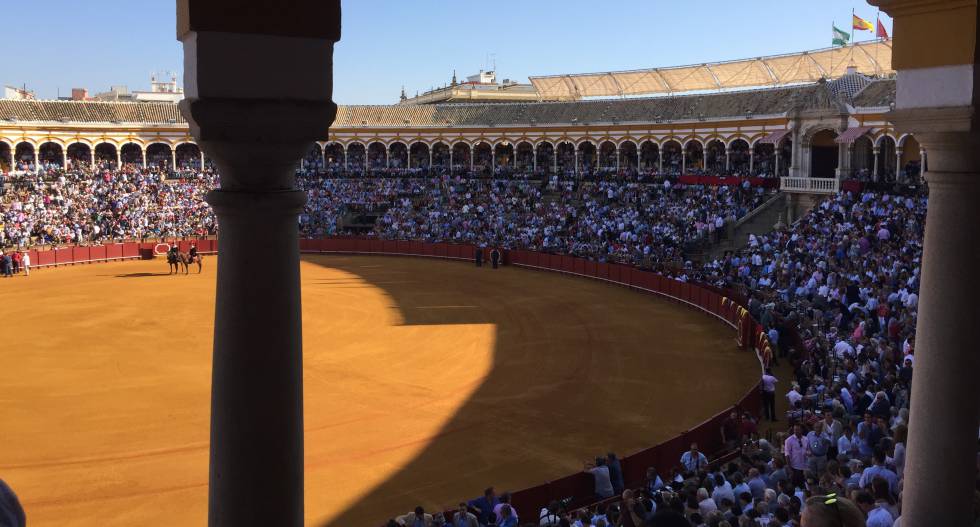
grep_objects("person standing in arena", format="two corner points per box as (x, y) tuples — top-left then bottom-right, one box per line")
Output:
(490, 248), (500, 269)
(20, 251), (29, 277)
(474, 246), (483, 267)
(761, 368), (778, 421)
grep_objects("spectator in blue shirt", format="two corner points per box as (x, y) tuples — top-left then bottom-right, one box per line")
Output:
(680, 443), (708, 473)
(859, 449), (899, 496)
(466, 487), (498, 526)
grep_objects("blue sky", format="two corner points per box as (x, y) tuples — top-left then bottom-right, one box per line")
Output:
(4, 1), (889, 104)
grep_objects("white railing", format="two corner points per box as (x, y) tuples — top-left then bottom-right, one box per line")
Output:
(779, 177), (839, 194)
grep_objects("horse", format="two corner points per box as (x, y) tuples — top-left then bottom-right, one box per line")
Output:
(167, 250), (181, 275)
(167, 250), (204, 275)
(184, 251), (204, 274)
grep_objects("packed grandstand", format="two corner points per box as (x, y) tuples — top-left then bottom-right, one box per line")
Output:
(0, 51), (927, 526)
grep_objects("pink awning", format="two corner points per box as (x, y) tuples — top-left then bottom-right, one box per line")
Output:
(758, 129), (791, 144)
(835, 126), (872, 144)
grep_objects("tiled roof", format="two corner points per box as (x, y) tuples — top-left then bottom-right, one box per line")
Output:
(0, 80), (895, 127)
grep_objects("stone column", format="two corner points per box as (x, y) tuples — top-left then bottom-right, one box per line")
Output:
(774, 151), (780, 177)
(553, 148), (557, 174)
(171, 148), (177, 170)
(178, 2), (339, 525)
(115, 148), (121, 168)
(896, 147), (904, 182)
(725, 147), (731, 172)
(896, 127), (980, 527)
(872, 147), (880, 180)
(658, 148), (663, 173)
(574, 145), (579, 176)
(201, 151), (206, 170)
(449, 147), (453, 171)
(615, 148), (621, 171)
(749, 146), (754, 174)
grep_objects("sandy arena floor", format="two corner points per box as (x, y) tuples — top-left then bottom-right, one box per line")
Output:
(0, 255), (758, 526)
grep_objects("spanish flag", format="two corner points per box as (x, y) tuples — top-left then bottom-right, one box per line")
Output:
(853, 14), (874, 32)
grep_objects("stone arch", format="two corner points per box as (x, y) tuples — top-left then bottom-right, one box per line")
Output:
(120, 142), (143, 165)
(899, 135), (922, 181)
(515, 141), (534, 171)
(346, 142), (366, 170)
(493, 143), (514, 169)
(38, 141), (65, 167)
(303, 142), (323, 170)
(684, 139), (704, 173)
(0, 141), (11, 171)
(431, 141), (450, 169)
(639, 140), (660, 170)
(388, 141), (408, 169)
(850, 135), (874, 177)
(619, 140), (638, 171)
(661, 140), (682, 173)
(556, 141), (576, 174)
(451, 142), (471, 170)
(324, 143), (344, 166)
(175, 142), (203, 169)
(578, 140), (597, 173)
(94, 142), (118, 166)
(876, 134), (898, 181)
(66, 142), (92, 167)
(536, 141), (555, 173)
(728, 138), (751, 175)
(598, 140), (617, 170)
(14, 142), (35, 169)
(145, 142), (173, 168)
(473, 141), (492, 170)
(367, 141), (387, 169)
(409, 141), (429, 169)
(705, 139), (726, 175)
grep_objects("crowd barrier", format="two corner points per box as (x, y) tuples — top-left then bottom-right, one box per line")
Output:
(15, 236), (774, 519)
(13, 239), (218, 269)
(301, 238), (772, 517)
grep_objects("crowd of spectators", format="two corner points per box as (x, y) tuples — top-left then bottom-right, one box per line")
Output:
(0, 164), (217, 247)
(2, 161), (937, 525)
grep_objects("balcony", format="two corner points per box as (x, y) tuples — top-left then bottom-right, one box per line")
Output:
(779, 177), (839, 194)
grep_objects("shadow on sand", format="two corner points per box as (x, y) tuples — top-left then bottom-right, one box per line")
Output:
(303, 255), (756, 526)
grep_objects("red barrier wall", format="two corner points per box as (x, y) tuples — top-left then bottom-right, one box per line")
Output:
(15, 237), (219, 269)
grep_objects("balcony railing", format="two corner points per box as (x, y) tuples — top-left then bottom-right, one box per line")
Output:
(780, 177), (839, 194)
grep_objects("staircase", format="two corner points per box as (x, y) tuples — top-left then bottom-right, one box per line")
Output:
(704, 193), (789, 261)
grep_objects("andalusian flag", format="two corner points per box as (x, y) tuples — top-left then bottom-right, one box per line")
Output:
(832, 25), (851, 46)
(853, 14), (874, 32)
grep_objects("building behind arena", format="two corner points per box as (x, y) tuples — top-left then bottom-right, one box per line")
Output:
(0, 42), (916, 203)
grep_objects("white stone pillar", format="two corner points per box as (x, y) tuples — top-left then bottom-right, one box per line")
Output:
(61, 149), (67, 168)
(574, 145), (580, 176)
(658, 148), (663, 173)
(898, 132), (980, 527)
(896, 148), (904, 181)
(449, 147), (454, 171)
(872, 147), (880, 180)
(725, 147), (731, 172)
(615, 148), (621, 171)
(553, 148), (558, 174)
(201, 151), (206, 170)
(428, 147), (432, 170)
(171, 149), (177, 170)
(116, 148), (121, 168)
(774, 151), (779, 177)
(682, 148), (686, 174)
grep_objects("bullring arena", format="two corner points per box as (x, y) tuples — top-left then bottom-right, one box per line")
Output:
(0, 244), (760, 526)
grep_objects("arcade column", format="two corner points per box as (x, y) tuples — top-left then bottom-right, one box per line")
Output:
(177, 1), (340, 525)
